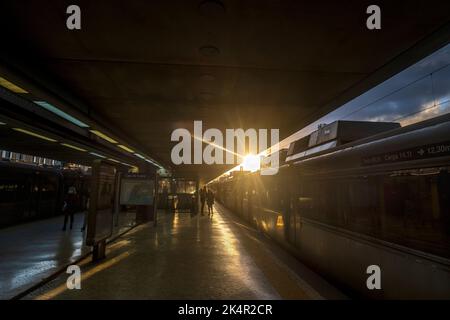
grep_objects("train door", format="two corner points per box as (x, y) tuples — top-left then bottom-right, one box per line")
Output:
(279, 170), (292, 242)
(287, 168), (298, 245)
(26, 171), (39, 220)
(38, 172), (60, 218)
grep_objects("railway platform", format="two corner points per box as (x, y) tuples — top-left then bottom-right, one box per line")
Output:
(0, 211), (137, 300)
(23, 205), (345, 300)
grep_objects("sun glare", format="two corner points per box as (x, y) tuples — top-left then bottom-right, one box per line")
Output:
(241, 154), (261, 172)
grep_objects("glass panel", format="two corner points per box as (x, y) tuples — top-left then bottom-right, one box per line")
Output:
(432, 64), (450, 106)
(345, 76), (434, 123)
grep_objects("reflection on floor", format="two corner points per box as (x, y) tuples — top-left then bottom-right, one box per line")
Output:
(24, 206), (345, 300)
(0, 211), (136, 299)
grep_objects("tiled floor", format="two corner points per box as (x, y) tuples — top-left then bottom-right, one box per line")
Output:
(0, 211), (136, 299)
(24, 205), (345, 300)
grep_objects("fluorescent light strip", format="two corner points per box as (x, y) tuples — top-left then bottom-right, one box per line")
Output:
(118, 144), (135, 153)
(121, 162), (133, 167)
(145, 159), (163, 169)
(108, 158), (120, 163)
(134, 153), (146, 159)
(34, 101), (89, 128)
(0, 122), (6, 125)
(12, 128), (57, 142)
(90, 152), (106, 158)
(90, 130), (118, 144)
(61, 143), (87, 152)
(0, 76), (28, 93)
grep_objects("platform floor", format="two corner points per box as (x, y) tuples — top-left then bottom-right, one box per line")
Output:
(24, 205), (345, 300)
(0, 211), (136, 299)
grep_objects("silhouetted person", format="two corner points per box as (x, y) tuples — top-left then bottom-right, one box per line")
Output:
(62, 185), (78, 231)
(200, 187), (207, 215)
(190, 194), (197, 217)
(81, 196), (89, 232)
(207, 189), (215, 217)
(162, 185), (169, 213)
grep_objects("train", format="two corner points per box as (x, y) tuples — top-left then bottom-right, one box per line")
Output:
(210, 114), (450, 299)
(0, 161), (90, 229)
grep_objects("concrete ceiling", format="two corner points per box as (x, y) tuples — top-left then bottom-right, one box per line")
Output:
(0, 0), (449, 182)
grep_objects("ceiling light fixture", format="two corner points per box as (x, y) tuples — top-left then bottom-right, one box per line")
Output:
(134, 153), (146, 159)
(0, 76), (28, 93)
(61, 143), (87, 152)
(89, 152), (106, 158)
(90, 130), (118, 144)
(12, 128), (57, 142)
(121, 162), (133, 167)
(118, 144), (135, 153)
(34, 101), (89, 128)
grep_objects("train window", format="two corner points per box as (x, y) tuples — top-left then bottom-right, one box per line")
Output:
(345, 176), (380, 235)
(39, 174), (58, 200)
(297, 179), (318, 220)
(176, 180), (186, 193)
(158, 179), (171, 194)
(380, 168), (450, 258)
(0, 182), (20, 202)
(185, 181), (196, 194)
(0, 172), (30, 203)
(296, 167), (450, 259)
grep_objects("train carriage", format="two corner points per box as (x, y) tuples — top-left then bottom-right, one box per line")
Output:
(212, 114), (450, 299)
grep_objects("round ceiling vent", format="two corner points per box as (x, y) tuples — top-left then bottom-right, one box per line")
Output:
(198, 0), (226, 17)
(200, 74), (215, 81)
(199, 45), (220, 57)
(199, 92), (214, 101)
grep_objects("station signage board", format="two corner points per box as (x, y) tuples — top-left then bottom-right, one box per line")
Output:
(119, 173), (156, 206)
(86, 160), (116, 246)
(362, 140), (450, 166)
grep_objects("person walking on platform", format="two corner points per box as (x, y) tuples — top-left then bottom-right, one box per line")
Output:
(206, 189), (215, 217)
(200, 187), (207, 215)
(62, 185), (78, 231)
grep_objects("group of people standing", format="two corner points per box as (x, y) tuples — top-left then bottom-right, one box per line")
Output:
(62, 184), (214, 229)
(199, 187), (215, 217)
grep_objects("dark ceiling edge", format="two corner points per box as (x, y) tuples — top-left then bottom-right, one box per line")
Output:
(283, 21), (450, 144)
(39, 57), (368, 76)
(0, 51), (169, 170)
(0, 52), (91, 115)
(0, 95), (139, 166)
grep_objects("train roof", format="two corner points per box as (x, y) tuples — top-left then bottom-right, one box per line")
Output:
(290, 112), (450, 172)
(0, 160), (62, 174)
(204, 114), (450, 185)
(286, 120), (401, 163)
